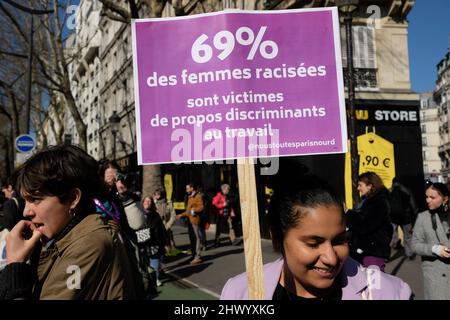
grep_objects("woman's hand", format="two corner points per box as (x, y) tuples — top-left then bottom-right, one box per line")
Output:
(115, 180), (128, 195)
(443, 247), (450, 259)
(432, 245), (450, 259)
(6, 220), (42, 264)
(107, 220), (120, 233)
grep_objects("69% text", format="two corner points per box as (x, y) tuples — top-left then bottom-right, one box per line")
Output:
(191, 26), (279, 63)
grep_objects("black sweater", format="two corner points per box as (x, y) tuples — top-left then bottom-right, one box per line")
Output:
(347, 188), (393, 259)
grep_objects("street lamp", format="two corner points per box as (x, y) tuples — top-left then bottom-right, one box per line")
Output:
(109, 111), (120, 160)
(1, 0), (54, 134)
(337, 0), (359, 207)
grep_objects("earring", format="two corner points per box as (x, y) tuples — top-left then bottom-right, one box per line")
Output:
(444, 201), (449, 212)
(69, 208), (76, 217)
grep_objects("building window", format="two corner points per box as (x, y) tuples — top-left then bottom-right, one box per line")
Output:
(423, 151), (427, 161)
(341, 25), (377, 89)
(341, 26), (376, 68)
(424, 164), (428, 173)
(421, 124), (426, 133)
(421, 99), (428, 108)
(422, 137), (427, 146)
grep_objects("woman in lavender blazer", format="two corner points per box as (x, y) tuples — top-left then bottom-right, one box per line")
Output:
(221, 177), (412, 300)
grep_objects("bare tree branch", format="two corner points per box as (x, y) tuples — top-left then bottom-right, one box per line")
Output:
(0, 2), (28, 41)
(98, 0), (131, 22)
(100, 10), (128, 24)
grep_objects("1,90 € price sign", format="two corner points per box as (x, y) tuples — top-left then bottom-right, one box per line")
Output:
(358, 132), (396, 189)
(191, 26), (278, 63)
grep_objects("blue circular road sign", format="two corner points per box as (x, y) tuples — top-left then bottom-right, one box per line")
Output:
(15, 134), (36, 153)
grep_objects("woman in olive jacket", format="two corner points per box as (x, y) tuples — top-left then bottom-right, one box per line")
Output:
(346, 172), (393, 271)
(0, 145), (136, 300)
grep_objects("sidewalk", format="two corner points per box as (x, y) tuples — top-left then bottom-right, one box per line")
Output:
(154, 273), (218, 300)
(159, 223), (279, 298)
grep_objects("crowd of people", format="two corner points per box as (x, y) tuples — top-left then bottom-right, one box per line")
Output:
(0, 144), (241, 300)
(0, 144), (449, 300)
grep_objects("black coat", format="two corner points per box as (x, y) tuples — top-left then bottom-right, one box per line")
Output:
(145, 211), (167, 258)
(389, 184), (417, 225)
(2, 197), (25, 231)
(347, 188), (393, 260)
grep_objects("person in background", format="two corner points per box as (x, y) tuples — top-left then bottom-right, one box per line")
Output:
(196, 185), (209, 250)
(1, 181), (25, 231)
(153, 188), (176, 251)
(0, 145), (136, 299)
(178, 183), (204, 265)
(412, 182), (450, 300)
(142, 195), (167, 287)
(98, 160), (151, 298)
(389, 177), (418, 259)
(346, 172), (392, 272)
(212, 184), (235, 248)
(220, 176), (411, 300)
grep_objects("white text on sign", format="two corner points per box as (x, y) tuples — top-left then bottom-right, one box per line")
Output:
(191, 27), (278, 63)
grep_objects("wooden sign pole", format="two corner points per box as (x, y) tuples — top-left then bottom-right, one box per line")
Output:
(237, 158), (265, 300)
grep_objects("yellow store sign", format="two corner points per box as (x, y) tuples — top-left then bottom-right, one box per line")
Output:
(164, 174), (173, 201)
(345, 131), (395, 209)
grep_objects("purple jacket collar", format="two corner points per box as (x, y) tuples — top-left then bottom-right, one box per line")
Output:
(260, 257), (368, 300)
(221, 257), (411, 300)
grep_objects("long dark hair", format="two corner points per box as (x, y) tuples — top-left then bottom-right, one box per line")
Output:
(358, 172), (385, 198)
(426, 182), (450, 240)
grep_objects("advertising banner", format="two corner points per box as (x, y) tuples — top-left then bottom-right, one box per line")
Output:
(132, 8), (347, 165)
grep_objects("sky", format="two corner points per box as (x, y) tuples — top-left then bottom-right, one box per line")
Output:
(408, 0), (450, 93)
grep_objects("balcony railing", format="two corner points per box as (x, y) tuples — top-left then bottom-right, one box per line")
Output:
(421, 115), (439, 122)
(344, 68), (378, 89)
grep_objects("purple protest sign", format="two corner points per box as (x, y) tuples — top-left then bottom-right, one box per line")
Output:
(132, 8), (347, 165)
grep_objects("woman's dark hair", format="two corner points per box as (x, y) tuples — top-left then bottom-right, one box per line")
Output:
(426, 182), (450, 198)
(186, 182), (196, 190)
(268, 176), (345, 253)
(141, 194), (157, 213)
(358, 171), (385, 198)
(153, 188), (167, 199)
(12, 145), (102, 214)
(98, 160), (122, 178)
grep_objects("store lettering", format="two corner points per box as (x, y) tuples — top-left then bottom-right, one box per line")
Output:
(374, 110), (417, 122)
(356, 110), (369, 120)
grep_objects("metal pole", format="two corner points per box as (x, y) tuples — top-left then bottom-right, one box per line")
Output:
(25, 14), (33, 134)
(345, 15), (359, 207)
(113, 131), (117, 160)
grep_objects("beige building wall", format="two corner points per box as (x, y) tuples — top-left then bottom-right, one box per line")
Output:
(98, 18), (136, 162)
(435, 47), (450, 180)
(420, 93), (442, 181)
(57, 0), (103, 159)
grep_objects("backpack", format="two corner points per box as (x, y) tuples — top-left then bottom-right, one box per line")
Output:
(388, 187), (412, 225)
